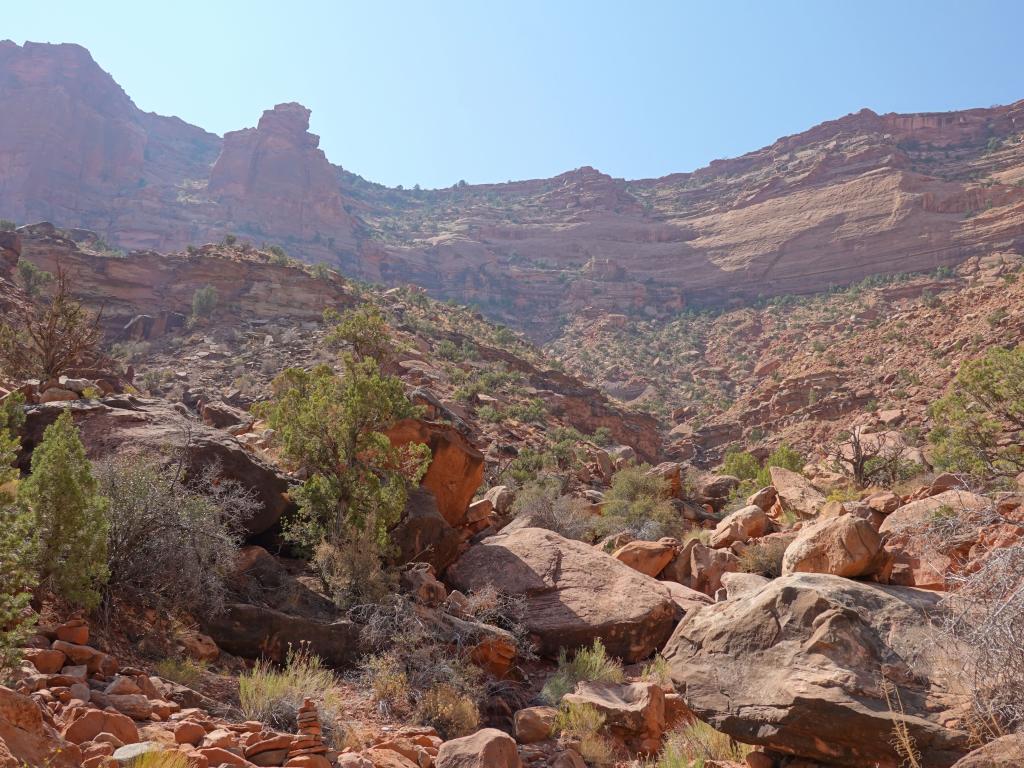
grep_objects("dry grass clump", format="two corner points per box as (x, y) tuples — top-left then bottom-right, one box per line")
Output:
(511, 479), (594, 541)
(239, 644), (339, 736)
(555, 702), (615, 766)
(652, 720), (751, 767)
(154, 657), (207, 689)
(416, 683), (481, 739)
(942, 540), (1024, 733)
(642, 654), (672, 687)
(737, 537), (789, 578)
(541, 638), (625, 705)
(353, 595), (486, 732)
(127, 752), (191, 768)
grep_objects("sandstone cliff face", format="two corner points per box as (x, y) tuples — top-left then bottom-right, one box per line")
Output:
(14, 223), (355, 327)
(2, 41), (1024, 339)
(207, 102), (361, 252)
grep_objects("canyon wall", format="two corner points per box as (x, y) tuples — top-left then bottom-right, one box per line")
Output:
(2, 41), (1024, 337)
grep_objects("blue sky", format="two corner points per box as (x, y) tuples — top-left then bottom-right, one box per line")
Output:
(5, 1), (1023, 188)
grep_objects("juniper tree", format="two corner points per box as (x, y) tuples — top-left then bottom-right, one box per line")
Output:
(256, 307), (429, 606)
(0, 392), (36, 676)
(18, 410), (108, 609)
(929, 345), (1024, 481)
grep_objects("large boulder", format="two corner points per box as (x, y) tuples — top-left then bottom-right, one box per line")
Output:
(435, 728), (521, 768)
(388, 419), (484, 527)
(879, 490), (991, 535)
(20, 399), (293, 535)
(611, 538), (677, 577)
(202, 603), (360, 668)
(769, 467), (826, 519)
(391, 487), (461, 572)
(662, 573), (970, 767)
(446, 527), (677, 662)
(0, 686), (81, 768)
(689, 543), (740, 596)
(781, 513), (883, 577)
(709, 505), (770, 548)
(950, 734), (1024, 767)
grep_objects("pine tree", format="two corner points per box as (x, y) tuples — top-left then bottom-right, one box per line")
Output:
(18, 410), (108, 609)
(0, 393), (36, 676)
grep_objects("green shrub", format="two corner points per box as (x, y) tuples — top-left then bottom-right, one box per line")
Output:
(756, 443), (804, 486)
(18, 411), (108, 609)
(511, 479), (593, 540)
(255, 358), (429, 608)
(476, 404), (505, 423)
(191, 285), (218, 319)
(541, 638), (624, 705)
(267, 244), (288, 264)
(642, 654), (672, 686)
(323, 306), (392, 361)
(929, 346), (1024, 481)
(599, 465), (677, 540)
(15, 260), (53, 297)
(554, 702), (614, 766)
(722, 449), (759, 481)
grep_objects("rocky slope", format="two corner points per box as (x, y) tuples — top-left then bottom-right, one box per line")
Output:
(549, 251), (1024, 466)
(3, 41), (1024, 338)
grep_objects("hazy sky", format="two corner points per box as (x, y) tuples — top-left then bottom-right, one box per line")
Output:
(5, 1), (1023, 188)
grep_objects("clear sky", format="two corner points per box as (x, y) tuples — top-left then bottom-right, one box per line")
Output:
(5, 1), (1023, 189)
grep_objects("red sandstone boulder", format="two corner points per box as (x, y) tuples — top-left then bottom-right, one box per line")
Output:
(388, 419), (484, 527)
(0, 685), (81, 767)
(446, 527), (676, 662)
(781, 513), (883, 577)
(611, 538), (678, 577)
(435, 728), (521, 768)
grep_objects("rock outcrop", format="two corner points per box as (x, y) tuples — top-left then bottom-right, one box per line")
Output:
(662, 573), (971, 767)
(446, 527), (677, 662)
(19, 398), (294, 535)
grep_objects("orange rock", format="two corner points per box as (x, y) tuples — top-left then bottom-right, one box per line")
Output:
(54, 619), (89, 646)
(62, 709), (138, 747)
(362, 748), (419, 768)
(23, 648), (66, 675)
(284, 755), (333, 768)
(195, 747), (256, 767)
(612, 538), (678, 577)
